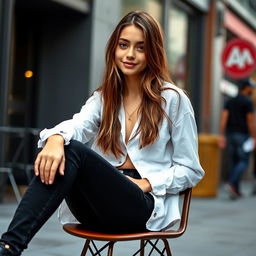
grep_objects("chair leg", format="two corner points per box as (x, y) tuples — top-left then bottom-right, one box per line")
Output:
(148, 239), (161, 256)
(79, 239), (172, 256)
(81, 240), (116, 256)
(81, 239), (91, 256)
(107, 241), (115, 256)
(162, 239), (172, 256)
(140, 240), (145, 256)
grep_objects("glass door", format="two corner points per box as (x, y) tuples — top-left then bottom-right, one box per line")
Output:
(167, 1), (204, 125)
(167, 6), (189, 90)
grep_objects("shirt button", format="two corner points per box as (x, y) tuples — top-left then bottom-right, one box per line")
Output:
(153, 212), (157, 217)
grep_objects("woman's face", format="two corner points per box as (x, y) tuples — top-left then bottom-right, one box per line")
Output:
(115, 25), (147, 78)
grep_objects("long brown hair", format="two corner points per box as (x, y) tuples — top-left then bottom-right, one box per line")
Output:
(97, 11), (173, 158)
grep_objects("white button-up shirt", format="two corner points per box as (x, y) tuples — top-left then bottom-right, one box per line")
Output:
(38, 82), (204, 231)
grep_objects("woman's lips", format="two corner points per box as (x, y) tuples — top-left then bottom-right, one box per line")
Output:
(123, 62), (137, 68)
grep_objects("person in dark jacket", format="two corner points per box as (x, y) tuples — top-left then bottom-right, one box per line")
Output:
(219, 78), (256, 199)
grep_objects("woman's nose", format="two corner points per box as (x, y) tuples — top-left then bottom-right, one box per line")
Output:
(126, 47), (135, 59)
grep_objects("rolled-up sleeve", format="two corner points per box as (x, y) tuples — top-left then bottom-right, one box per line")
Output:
(38, 91), (102, 148)
(146, 173), (168, 196)
(164, 112), (204, 194)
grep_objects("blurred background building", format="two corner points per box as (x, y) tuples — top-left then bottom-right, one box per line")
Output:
(0, 0), (256, 195)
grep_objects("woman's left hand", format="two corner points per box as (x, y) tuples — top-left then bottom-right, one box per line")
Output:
(126, 177), (152, 193)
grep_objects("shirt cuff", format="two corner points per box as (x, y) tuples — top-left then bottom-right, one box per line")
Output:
(146, 172), (172, 196)
(37, 128), (71, 148)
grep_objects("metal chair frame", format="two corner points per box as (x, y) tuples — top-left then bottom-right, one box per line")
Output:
(63, 188), (192, 256)
(0, 167), (21, 202)
(0, 126), (40, 202)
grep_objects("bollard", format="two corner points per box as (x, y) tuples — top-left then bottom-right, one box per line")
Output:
(193, 134), (221, 197)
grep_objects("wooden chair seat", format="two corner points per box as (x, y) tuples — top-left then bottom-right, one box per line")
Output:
(63, 188), (192, 256)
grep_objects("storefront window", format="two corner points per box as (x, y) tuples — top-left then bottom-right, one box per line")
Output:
(168, 7), (189, 89)
(121, 0), (162, 24)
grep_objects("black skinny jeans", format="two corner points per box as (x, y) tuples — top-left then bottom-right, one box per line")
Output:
(1, 140), (154, 255)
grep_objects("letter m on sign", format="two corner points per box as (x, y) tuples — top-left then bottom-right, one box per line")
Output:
(226, 47), (254, 69)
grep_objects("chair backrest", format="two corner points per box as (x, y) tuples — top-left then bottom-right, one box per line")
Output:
(167, 187), (192, 237)
(133, 187), (192, 240)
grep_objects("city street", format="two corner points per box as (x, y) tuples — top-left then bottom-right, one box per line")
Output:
(1, 1), (256, 255)
(0, 182), (256, 256)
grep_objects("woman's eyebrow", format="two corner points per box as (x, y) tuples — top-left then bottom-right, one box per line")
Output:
(119, 38), (129, 42)
(119, 38), (144, 44)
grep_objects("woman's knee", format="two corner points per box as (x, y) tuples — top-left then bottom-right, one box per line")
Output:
(65, 140), (89, 156)
(65, 140), (97, 168)
(63, 140), (87, 168)
(67, 139), (85, 149)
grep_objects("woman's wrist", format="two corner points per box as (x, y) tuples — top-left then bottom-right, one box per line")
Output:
(135, 178), (152, 193)
(142, 178), (152, 193)
(47, 134), (65, 144)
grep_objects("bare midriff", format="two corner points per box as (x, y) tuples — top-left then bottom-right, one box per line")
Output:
(118, 112), (137, 170)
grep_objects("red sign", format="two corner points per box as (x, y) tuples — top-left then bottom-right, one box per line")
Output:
(221, 38), (256, 79)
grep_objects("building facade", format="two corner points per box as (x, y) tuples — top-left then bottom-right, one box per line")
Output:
(0, 0), (256, 186)
(0, 0), (211, 131)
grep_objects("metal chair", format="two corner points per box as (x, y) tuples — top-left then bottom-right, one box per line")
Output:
(0, 126), (40, 202)
(63, 188), (192, 256)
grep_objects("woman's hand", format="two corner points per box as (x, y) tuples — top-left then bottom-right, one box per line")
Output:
(34, 135), (65, 185)
(126, 176), (152, 193)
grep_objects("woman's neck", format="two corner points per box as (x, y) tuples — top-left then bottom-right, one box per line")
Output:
(123, 75), (141, 98)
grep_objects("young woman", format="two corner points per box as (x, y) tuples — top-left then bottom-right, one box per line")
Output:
(0, 11), (204, 256)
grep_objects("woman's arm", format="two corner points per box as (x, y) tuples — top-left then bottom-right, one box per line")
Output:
(162, 112), (204, 195)
(151, 90), (204, 195)
(35, 91), (102, 184)
(38, 91), (102, 148)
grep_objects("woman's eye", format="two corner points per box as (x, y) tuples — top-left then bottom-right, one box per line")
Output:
(119, 43), (128, 49)
(137, 45), (144, 51)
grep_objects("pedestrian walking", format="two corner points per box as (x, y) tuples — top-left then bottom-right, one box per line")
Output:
(219, 78), (256, 199)
(0, 11), (204, 256)
(252, 146), (256, 196)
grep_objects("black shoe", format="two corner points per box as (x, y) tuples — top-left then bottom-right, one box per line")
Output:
(225, 184), (240, 199)
(0, 243), (15, 256)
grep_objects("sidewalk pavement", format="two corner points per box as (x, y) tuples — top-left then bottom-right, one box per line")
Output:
(0, 182), (256, 256)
